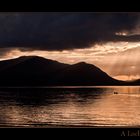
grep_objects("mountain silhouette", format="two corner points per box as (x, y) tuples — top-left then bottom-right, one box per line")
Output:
(0, 56), (128, 86)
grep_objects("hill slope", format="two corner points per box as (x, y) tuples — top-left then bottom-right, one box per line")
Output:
(0, 56), (125, 86)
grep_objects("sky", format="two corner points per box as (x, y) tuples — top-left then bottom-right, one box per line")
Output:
(0, 12), (140, 81)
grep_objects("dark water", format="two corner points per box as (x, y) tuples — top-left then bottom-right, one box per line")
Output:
(0, 86), (140, 127)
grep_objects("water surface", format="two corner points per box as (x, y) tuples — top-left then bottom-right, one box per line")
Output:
(0, 86), (140, 127)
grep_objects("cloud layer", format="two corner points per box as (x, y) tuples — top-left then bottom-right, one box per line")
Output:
(0, 12), (140, 53)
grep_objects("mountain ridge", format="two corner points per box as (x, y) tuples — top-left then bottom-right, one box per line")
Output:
(0, 56), (137, 86)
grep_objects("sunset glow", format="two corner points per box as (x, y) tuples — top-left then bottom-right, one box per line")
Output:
(0, 41), (139, 81)
(0, 13), (139, 81)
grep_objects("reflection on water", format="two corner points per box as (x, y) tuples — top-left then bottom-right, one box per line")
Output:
(0, 86), (140, 127)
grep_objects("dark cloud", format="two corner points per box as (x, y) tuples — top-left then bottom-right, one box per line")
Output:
(0, 12), (140, 52)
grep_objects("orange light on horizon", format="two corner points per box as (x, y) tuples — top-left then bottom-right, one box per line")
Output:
(0, 42), (139, 81)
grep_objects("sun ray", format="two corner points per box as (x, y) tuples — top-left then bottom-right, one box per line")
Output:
(0, 41), (139, 81)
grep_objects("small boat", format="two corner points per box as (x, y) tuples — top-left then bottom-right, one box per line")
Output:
(114, 92), (118, 94)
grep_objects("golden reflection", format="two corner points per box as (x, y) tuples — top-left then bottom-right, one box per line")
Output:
(0, 87), (140, 127)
